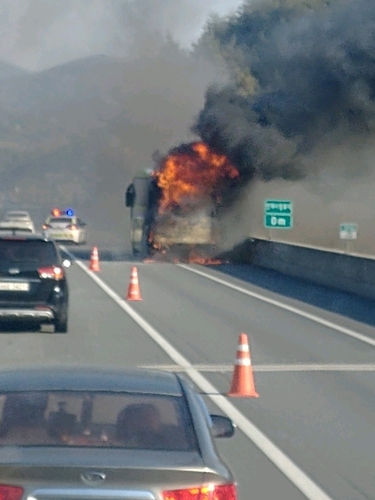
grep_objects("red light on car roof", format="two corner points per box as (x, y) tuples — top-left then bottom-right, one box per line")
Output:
(51, 208), (61, 216)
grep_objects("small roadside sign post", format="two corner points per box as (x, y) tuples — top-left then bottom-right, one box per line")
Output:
(340, 223), (357, 254)
(264, 200), (293, 238)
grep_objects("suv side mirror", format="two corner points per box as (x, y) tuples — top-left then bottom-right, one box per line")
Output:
(210, 414), (236, 438)
(126, 184), (136, 207)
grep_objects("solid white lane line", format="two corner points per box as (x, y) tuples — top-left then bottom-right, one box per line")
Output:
(63, 249), (333, 500)
(140, 363), (375, 372)
(178, 264), (375, 348)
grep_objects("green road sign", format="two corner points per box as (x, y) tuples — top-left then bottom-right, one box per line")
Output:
(264, 200), (293, 229)
(340, 223), (357, 240)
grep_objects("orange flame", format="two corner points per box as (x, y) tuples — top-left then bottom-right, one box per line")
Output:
(155, 142), (239, 213)
(187, 249), (227, 265)
(143, 251), (228, 265)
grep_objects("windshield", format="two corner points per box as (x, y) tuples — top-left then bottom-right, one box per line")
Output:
(0, 391), (197, 451)
(48, 218), (72, 225)
(4, 213), (30, 220)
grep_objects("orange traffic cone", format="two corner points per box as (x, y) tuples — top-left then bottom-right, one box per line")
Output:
(227, 333), (259, 398)
(126, 266), (142, 301)
(89, 246), (100, 272)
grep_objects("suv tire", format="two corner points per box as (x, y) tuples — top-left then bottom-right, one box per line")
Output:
(54, 314), (68, 333)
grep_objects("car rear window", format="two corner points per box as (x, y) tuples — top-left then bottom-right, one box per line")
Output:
(0, 391), (197, 451)
(5, 213), (29, 219)
(49, 217), (72, 224)
(0, 241), (58, 265)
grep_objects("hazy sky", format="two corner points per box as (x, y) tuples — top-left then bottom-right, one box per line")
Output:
(0, 0), (244, 71)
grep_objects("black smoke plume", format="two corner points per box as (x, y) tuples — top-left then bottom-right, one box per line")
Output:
(193, 0), (375, 186)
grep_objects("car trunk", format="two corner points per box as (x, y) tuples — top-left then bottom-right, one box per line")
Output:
(46, 218), (74, 238)
(0, 264), (57, 304)
(0, 448), (214, 500)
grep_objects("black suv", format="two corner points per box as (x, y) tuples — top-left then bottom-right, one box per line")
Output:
(0, 230), (70, 332)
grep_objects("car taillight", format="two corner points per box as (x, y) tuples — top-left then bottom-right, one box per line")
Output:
(67, 224), (77, 230)
(162, 483), (237, 500)
(37, 266), (64, 280)
(42, 224), (50, 229)
(0, 485), (24, 500)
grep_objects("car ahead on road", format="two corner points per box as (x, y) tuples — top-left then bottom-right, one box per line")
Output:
(1, 211), (35, 232)
(0, 366), (237, 500)
(0, 231), (70, 332)
(42, 209), (87, 245)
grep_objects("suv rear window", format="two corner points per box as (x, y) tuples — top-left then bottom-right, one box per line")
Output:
(0, 241), (58, 266)
(0, 391), (197, 451)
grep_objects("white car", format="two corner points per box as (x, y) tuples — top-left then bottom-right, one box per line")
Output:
(43, 215), (87, 245)
(1, 210), (35, 232)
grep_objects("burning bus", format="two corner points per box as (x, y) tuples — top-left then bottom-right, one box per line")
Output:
(125, 142), (239, 261)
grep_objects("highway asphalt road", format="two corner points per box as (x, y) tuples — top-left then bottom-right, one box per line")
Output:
(1, 248), (375, 500)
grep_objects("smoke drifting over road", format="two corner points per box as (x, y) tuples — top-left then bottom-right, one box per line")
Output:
(0, 0), (243, 71)
(194, 0), (375, 187)
(0, 0), (244, 248)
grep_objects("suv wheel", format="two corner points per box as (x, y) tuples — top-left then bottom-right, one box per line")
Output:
(54, 313), (68, 333)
